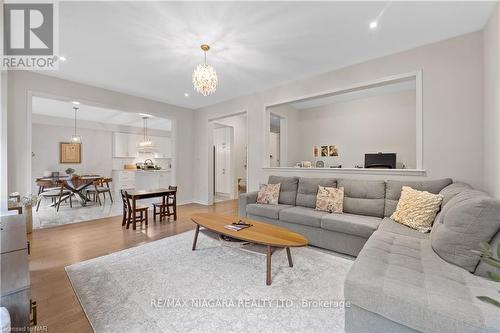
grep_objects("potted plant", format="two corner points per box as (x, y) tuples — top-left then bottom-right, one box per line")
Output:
(65, 168), (75, 177)
(475, 242), (500, 308)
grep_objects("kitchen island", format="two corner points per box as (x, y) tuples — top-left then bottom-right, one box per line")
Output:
(112, 169), (172, 191)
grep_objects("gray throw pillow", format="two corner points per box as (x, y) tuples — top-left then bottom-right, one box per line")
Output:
(431, 190), (500, 272)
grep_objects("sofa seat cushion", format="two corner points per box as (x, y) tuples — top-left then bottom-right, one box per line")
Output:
(338, 179), (386, 218)
(246, 203), (293, 220)
(345, 230), (500, 333)
(378, 218), (429, 239)
(279, 206), (328, 228)
(296, 177), (337, 208)
(384, 179), (452, 217)
(321, 213), (381, 238)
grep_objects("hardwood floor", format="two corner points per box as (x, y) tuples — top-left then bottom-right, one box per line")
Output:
(28, 200), (238, 333)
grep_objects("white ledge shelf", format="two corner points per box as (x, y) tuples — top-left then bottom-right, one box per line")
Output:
(262, 167), (426, 176)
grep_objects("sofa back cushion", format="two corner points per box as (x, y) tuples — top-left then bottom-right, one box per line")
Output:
(338, 179), (385, 217)
(384, 179), (452, 217)
(296, 177), (336, 208)
(268, 176), (299, 206)
(431, 190), (500, 272)
(439, 182), (472, 207)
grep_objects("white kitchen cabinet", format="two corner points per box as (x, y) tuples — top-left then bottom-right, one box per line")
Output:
(112, 170), (136, 190)
(135, 171), (172, 190)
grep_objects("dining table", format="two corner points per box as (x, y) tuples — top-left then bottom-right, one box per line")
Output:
(126, 188), (177, 230)
(36, 175), (102, 207)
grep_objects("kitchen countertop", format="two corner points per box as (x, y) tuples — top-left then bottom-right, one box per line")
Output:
(113, 169), (171, 172)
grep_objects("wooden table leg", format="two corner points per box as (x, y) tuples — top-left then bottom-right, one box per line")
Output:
(162, 195), (166, 220)
(286, 247), (293, 267)
(192, 224), (200, 251)
(132, 197), (137, 230)
(266, 245), (272, 285)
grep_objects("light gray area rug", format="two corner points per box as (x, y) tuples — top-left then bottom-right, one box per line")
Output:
(66, 230), (354, 333)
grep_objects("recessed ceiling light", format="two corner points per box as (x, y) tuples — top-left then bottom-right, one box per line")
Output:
(369, 21), (378, 29)
(138, 113), (152, 117)
(71, 101), (80, 105)
(59, 56), (67, 61)
(184, 93), (189, 97)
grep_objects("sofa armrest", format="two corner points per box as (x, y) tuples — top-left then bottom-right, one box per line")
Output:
(239, 191), (258, 217)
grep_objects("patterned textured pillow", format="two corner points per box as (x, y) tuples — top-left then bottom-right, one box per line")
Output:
(391, 186), (443, 232)
(315, 186), (344, 213)
(256, 183), (281, 205)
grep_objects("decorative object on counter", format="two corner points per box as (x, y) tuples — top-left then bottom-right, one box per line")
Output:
(320, 145), (328, 157)
(124, 164), (136, 170)
(301, 161), (312, 168)
(65, 168), (75, 175)
(328, 145), (338, 157)
(313, 146), (319, 158)
(330, 165), (342, 168)
(60, 142), (81, 163)
(315, 160), (324, 168)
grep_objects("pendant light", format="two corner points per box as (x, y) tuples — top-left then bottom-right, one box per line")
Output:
(137, 116), (156, 150)
(192, 44), (218, 96)
(70, 106), (82, 143)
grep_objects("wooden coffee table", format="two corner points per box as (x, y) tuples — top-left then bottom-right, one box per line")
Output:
(191, 213), (308, 285)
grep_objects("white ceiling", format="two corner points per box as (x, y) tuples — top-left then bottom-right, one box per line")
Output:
(45, 1), (495, 109)
(32, 97), (172, 131)
(290, 78), (416, 110)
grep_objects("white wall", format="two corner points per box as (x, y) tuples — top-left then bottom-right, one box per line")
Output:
(282, 90), (416, 168)
(7, 71), (195, 204)
(193, 32), (484, 204)
(483, 3), (500, 199)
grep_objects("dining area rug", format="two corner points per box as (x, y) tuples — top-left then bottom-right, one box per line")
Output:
(66, 230), (354, 333)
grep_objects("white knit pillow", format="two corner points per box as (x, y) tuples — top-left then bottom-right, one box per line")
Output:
(391, 186), (443, 232)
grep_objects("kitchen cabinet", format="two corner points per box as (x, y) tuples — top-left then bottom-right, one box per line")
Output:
(112, 170), (136, 190)
(135, 170), (171, 190)
(0, 215), (32, 330)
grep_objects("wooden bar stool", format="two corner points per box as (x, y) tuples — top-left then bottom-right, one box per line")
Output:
(152, 186), (177, 221)
(121, 190), (148, 229)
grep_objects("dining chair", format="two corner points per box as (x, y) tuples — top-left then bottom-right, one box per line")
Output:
(152, 186), (177, 221)
(121, 190), (148, 229)
(36, 182), (72, 212)
(87, 178), (113, 205)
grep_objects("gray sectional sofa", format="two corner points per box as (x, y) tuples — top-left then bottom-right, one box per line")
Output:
(239, 176), (500, 333)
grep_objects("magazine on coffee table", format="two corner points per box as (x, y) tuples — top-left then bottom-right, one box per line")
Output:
(224, 222), (252, 231)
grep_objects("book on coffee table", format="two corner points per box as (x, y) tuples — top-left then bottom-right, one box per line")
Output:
(224, 224), (251, 231)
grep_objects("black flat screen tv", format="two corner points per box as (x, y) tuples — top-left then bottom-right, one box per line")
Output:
(364, 153), (396, 169)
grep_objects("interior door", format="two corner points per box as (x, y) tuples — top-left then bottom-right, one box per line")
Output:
(214, 127), (231, 195)
(269, 132), (280, 167)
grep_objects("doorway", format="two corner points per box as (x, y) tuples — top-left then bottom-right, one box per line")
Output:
(208, 112), (248, 204)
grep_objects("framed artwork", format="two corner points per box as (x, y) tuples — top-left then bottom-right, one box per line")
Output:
(313, 146), (319, 158)
(328, 145), (338, 157)
(60, 143), (81, 164)
(320, 145), (328, 157)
